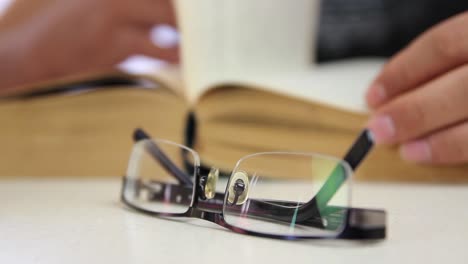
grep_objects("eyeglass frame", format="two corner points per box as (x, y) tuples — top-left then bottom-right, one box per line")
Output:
(121, 128), (386, 240)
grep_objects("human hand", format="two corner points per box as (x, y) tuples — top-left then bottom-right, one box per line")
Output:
(0, 0), (178, 91)
(365, 12), (468, 165)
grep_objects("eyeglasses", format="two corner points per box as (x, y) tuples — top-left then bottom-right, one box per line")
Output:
(121, 128), (386, 240)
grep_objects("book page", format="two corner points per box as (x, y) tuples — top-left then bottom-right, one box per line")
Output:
(175, 0), (383, 113)
(174, 0), (226, 101)
(224, 59), (385, 113)
(175, 0), (318, 100)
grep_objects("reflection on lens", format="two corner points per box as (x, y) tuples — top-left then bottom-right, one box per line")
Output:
(123, 139), (199, 214)
(223, 152), (351, 237)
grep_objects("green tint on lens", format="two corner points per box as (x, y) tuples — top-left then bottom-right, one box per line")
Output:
(222, 152), (352, 237)
(123, 139), (199, 214)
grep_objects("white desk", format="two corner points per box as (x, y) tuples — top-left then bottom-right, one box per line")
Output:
(1, 178), (467, 264)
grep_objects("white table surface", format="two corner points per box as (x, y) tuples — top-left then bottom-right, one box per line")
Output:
(1, 178), (467, 264)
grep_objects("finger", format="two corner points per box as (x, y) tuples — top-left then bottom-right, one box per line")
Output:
(128, 0), (177, 26)
(400, 121), (468, 164)
(136, 34), (179, 63)
(367, 64), (468, 144)
(0, 0), (51, 29)
(95, 27), (178, 65)
(366, 11), (468, 108)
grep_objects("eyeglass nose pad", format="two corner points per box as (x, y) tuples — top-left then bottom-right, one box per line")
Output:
(204, 167), (219, 199)
(227, 171), (249, 205)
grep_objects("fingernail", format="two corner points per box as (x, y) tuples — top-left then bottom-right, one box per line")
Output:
(400, 140), (432, 163)
(151, 25), (180, 48)
(366, 83), (387, 107)
(367, 115), (396, 144)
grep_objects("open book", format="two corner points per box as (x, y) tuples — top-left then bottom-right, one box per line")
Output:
(1, 0), (467, 181)
(1, 64), (468, 181)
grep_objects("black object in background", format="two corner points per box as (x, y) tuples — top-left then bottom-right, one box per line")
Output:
(317, 0), (468, 62)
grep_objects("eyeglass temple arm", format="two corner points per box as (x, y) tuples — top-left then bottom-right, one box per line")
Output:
(133, 128), (193, 186)
(343, 129), (374, 170)
(286, 129), (374, 223)
(314, 129), (374, 210)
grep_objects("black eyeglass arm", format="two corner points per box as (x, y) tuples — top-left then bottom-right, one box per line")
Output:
(315, 129), (373, 207)
(133, 129), (193, 186)
(287, 129), (375, 223)
(343, 129), (374, 170)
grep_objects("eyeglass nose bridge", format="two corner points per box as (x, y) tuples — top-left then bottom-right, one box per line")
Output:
(227, 171), (250, 206)
(198, 167), (219, 200)
(197, 168), (250, 206)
